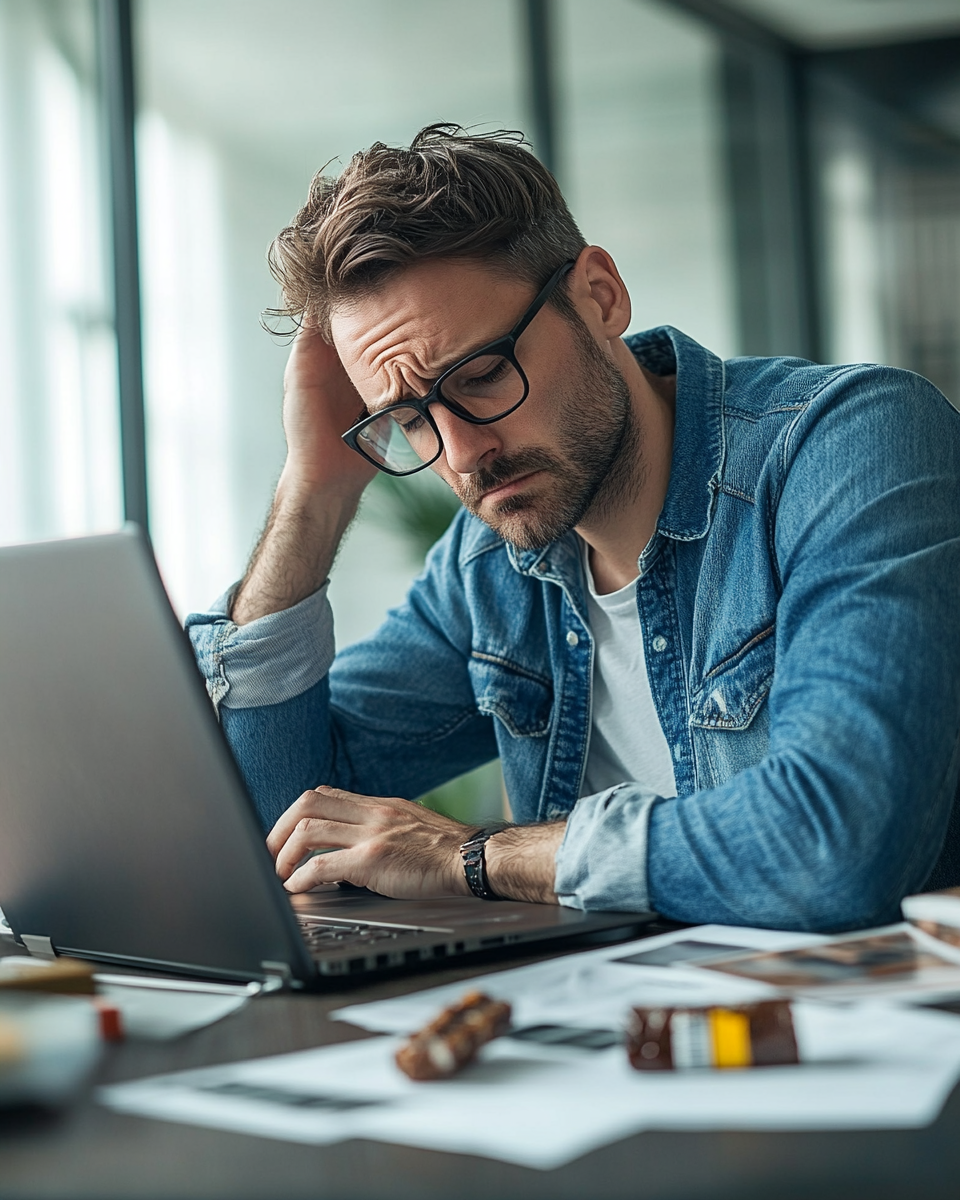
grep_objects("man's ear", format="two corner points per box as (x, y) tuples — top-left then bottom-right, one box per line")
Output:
(567, 246), (632, 341)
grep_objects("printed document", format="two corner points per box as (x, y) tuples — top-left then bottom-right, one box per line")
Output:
(100, 924), (960, 1167)
(100, 1001), (960, 1169)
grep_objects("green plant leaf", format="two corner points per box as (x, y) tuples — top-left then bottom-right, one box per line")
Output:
(364, 471), (462, 563)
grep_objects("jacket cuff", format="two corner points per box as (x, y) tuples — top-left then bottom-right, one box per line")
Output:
(554, 784), (658, 911)
(184, 583), (334, 711)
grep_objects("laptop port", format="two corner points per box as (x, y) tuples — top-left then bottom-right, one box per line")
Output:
(404, 949), (421, 965)
(348, 957), (366, 973)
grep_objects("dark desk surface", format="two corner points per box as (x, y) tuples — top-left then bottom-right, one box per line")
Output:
(4, 936), (960, 1200)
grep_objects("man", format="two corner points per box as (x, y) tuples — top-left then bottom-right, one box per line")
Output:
(187, 124), (960, 932)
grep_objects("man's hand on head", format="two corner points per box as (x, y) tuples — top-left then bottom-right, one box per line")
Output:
(280, 324), (376, 496)
(230, 325), (376, 626)
(266, 785), (566, 904)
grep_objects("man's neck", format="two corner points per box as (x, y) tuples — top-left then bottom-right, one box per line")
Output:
(576, 349), (676, 596)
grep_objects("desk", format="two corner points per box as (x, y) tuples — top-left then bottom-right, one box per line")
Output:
(3, 938), (960, 1200)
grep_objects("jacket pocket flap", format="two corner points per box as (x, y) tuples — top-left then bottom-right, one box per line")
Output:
(690, 626), (775, 731)
(468, 651), (552, 738)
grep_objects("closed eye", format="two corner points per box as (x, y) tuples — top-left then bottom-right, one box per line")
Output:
(393, 411), (425, 434)
(465, 358), (512, 389)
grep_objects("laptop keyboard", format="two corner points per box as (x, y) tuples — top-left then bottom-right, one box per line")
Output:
(296, 916), (433, 951)
(294, 911), (532, 975)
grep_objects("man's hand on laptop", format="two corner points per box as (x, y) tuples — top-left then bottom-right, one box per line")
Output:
(267, 786), (565, 904)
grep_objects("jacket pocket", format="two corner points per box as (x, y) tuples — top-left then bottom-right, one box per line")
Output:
(690, 625), (775, 731)
(468, 650), (552, 738)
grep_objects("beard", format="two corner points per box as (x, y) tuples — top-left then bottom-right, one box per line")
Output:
(451, 323), (644, 550)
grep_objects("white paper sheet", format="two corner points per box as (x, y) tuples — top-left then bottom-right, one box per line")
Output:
(99, 1001), (960, 1170)
(332, 924), (825, 1035)
(0, 957), (254, 1040)
(96, 982), (251, 1039)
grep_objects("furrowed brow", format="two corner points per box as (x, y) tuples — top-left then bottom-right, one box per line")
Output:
(366, 332), (506, 416)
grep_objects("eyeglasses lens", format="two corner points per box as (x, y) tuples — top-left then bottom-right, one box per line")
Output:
(357, 405), (438, 473)
(439, 352), (525, 415)
(360, 353), (525, 474)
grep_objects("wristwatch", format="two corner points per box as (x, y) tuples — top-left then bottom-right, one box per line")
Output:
(459, 826), (506, 901)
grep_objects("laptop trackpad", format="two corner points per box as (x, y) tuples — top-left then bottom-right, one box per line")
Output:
(289, 889), (578, 933)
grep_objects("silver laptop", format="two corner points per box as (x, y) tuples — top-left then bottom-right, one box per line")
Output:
(0, 528), (652, 988)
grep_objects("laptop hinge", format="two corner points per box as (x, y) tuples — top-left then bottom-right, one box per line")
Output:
(260, 960), (294, 991)
(21, 934), (57, 960)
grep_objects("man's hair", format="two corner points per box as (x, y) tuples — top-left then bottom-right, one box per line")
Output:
(267, 123), (587, 337)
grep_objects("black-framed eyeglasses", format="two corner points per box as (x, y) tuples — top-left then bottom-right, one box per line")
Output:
(341, 260), (575, 476)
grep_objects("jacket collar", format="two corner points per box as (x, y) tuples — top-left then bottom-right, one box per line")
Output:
(628, 325), (725, 542)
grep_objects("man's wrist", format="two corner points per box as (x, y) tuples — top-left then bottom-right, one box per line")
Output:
(483, 822), (566, 905)
(277, 455), (369, 509)
(459, 825), (510, 900)
(231, 478), (358, 626)
(273, 466), (362, 533)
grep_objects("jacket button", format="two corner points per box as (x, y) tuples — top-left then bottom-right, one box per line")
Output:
(566, 630), (579, 647)
(652, 635), (667, 652)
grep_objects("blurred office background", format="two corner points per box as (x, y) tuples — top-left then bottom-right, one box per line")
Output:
(1, 0), (959, 818)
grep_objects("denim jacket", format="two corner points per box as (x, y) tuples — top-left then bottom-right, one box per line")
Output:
(187, 326), (960, 933)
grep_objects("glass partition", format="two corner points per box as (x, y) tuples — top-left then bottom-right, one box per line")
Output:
(814, 75), (960, 408)
(0, 0), (122, 546)
(559, 0), (736, 356)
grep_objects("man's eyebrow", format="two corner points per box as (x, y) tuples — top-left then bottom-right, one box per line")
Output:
(365, 324), (506, 417)
(367, 389), (425, 416)
(365, 347), (474, 414)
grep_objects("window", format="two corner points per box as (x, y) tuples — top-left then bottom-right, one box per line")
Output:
(0, 0), (122, 545)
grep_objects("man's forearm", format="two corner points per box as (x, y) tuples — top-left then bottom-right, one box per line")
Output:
(485, 822), (566, 904)
(231, 469), (360, 626)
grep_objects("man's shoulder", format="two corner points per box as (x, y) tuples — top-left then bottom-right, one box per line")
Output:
(715, 355), (960, 520)
(722, 354), (879, 419)
(626, 325), (928, 423)
(722, 355), (960, 454)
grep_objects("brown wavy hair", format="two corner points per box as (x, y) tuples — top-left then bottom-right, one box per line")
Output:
(266, 123), (586, 337)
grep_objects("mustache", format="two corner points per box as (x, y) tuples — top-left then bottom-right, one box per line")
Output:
(455, 449), (564, 508)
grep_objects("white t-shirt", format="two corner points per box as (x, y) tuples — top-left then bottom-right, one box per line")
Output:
(580, 544), (678, 800)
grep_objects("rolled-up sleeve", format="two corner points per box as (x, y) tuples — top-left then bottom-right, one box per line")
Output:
(554, 784), (660, 911)
(185, 584), (335, 712)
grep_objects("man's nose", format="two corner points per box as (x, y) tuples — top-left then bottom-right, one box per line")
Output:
(430, 406), (500, 476)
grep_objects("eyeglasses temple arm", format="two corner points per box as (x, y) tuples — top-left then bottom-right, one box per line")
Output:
(509, 260), (575, 342)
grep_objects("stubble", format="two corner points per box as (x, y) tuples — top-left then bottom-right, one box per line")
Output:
(454, 321), (644, 550)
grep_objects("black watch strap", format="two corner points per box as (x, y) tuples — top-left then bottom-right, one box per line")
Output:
(459, 826), (506, 901)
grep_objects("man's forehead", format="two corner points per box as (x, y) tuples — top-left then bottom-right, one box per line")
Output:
(329, 259), (529, 404)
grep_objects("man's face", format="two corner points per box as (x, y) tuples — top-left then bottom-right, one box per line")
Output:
(330, 258), (640, 549)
